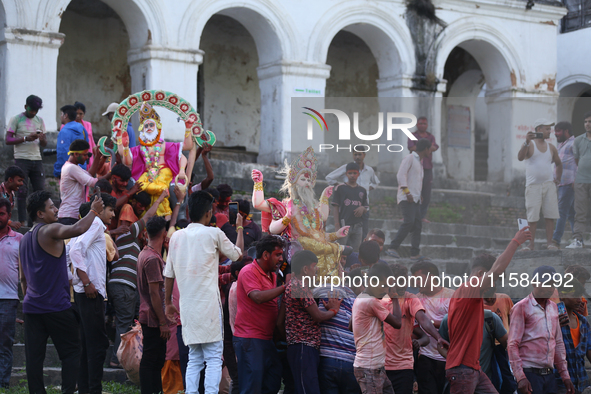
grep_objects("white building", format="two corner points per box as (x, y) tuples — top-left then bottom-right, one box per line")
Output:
(0, 0), (586, 184)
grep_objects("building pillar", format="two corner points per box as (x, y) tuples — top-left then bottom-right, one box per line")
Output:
(256, 61), (331, 165)
(127, 46), (203, 141)
(0, 28), (64, 134)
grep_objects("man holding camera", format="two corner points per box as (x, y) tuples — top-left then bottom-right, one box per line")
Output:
(517, 119), (562, 251)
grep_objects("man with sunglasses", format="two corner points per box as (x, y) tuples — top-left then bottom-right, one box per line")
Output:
(58, 139), (105, 225)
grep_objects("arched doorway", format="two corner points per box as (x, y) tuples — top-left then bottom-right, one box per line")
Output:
(559, 82), (591, 137)
(434, 26), (521, 183)
(442, 47), (487, 181)
(199, 14), (261, 155)
(56, 0), (132, 140)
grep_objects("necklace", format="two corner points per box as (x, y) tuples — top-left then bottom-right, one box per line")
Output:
(141, 145), (162, 182)
(292, 201), (323, 240)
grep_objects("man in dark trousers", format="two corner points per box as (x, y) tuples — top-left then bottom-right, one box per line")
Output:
(408, 117), (439, 222)
(19, 190), (104, 394)
(388, 138), (431, 260)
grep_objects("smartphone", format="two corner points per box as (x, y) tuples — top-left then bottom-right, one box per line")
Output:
(518, 218), (529, 231)
(557, 301), (567, 316)
(229, 202), (238, 226)
(534, 132), (544, 139)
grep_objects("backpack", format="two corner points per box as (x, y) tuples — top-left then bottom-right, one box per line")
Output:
(484, 316), (518, 394)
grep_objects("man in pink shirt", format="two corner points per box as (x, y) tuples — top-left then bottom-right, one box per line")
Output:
(58, 139), (104, 225)
(508, 265), (575, 394)
(411, 260), (455, 394)
(233, 235), (286, 394)
(352, 262), (402, 394)
(383, 264), (448, 394)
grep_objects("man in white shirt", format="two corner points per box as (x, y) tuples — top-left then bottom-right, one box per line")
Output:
(69, 193), (116, 394)
(387, 139), (431, 260)
(517, 118), (562, 251)
(326, 151), (380, 239)
(164, 190), (242, 394)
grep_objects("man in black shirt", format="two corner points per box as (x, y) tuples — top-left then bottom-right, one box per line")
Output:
(331, 162), (369, 252)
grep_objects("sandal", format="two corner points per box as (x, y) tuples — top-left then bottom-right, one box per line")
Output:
(547, 244), (559, 250)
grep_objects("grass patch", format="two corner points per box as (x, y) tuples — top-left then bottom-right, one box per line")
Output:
(428, 202), (464, 223)
(1, 381), (141, 394)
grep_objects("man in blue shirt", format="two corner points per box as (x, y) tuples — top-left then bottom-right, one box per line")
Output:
(54, 105), (88, 177)
(103, 102), (136, 148)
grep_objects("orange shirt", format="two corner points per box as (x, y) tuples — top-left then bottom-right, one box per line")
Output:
(484, 293), (514, 332)
(383, 293), (425, 370)
(571, 314), (581, 348)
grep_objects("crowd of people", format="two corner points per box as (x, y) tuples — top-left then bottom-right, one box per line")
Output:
(0, 95), (590, 394)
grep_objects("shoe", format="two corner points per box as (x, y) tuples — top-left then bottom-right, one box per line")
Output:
(386, 249), (400, 258)
(410, 255), (426, 261)
(519, 245), (533, 252)
(109, 362), (123, 369)
(565, 239), (584, 249)
(547, 244), (559, 250)
(422, 218), (431, 223)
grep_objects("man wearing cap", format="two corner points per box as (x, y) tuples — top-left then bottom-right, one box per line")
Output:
(103, 102), (136, 148)
(517, 119), (562, 251)
(508, 265), (575, 394)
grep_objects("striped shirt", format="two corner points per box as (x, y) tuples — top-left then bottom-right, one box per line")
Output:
(556, 136), (577, 186)
(109, 219), (145, 289)
(313, 286), (357, 364)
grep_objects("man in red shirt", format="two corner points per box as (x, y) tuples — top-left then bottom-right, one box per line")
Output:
(233, 235), (286, 393)
(445, 228), (531, 394)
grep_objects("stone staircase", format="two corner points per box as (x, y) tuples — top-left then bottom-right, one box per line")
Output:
(373, 218), (591, 299)
(9, 297), (128, 387)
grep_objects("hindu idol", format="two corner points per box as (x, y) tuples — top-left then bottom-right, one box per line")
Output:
(115, 102), (194, 217)
(251, 146), (350, 277)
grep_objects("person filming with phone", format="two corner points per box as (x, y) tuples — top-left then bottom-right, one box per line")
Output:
(517, 119), (562, 251)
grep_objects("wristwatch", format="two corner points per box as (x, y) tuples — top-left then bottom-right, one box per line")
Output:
(84, 282), (92, 288)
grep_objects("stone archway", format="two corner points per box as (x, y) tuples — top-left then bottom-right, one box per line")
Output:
(310, 7), (415, 172)
(433, 19), (527, 182)
(559, 81), (591, 137)
(198, 14), (261, 154)
(56, 0), (133, 140)
(182, 1), (295, 164)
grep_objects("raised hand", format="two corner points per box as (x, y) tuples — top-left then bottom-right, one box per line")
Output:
(185, 117), (195, 130)
(90, 194), (104, 215)
(252, 169), (263, 183)
(336, 226), (350, 238)
(514, 227), (533, 245)
(130, 181), (144, 195)
(323, 185), (334, 198)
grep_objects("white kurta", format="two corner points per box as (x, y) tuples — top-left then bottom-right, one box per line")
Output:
(164, 223), (241, 345)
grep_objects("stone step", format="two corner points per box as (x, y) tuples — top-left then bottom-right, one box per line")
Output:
(376, 219), (580, 241)
(11, 343), (117, 369)
(9, 367), (128, 388)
